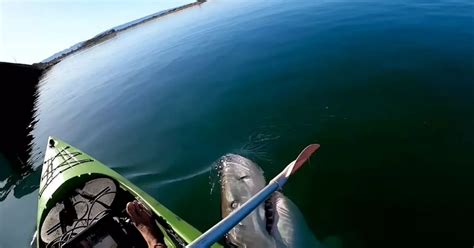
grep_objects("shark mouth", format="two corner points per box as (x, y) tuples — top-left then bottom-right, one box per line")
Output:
(218, 154), (324, 248)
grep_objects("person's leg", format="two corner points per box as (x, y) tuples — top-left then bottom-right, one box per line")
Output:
(126, 200), (167, 248)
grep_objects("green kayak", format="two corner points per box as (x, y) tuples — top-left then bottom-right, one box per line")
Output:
(36, 137), (222, 248)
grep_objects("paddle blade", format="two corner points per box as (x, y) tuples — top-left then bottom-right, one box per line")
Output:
(286, 144), (320, 177)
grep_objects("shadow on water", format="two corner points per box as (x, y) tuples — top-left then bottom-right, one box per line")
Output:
(0, 62), (42, 200)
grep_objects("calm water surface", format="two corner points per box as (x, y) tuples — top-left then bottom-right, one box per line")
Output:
(1, 1), (473, 247)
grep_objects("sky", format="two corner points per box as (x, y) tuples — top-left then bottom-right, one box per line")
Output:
(0, 0), (194, 64)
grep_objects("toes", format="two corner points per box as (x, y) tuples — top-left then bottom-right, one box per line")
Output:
(127, 200), (154, 223)
(127, 201), (142, 222)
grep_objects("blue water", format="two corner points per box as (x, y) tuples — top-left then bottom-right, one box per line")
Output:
(1, 1), (473, 247)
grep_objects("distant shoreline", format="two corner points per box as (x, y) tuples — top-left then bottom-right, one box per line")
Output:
(33, 0), (206, 70)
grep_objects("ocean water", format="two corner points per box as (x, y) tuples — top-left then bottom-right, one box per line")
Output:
(1, 0), (473, 247)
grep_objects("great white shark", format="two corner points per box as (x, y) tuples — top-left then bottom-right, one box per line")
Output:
(219, 154), (324, 248)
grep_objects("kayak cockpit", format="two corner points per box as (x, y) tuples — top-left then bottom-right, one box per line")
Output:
(39, 176), (185, 248)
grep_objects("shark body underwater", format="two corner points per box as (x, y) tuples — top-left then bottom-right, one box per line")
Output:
(218, 154), (324, 248)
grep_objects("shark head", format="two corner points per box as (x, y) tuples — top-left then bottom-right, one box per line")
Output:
(218, 153), (324, 248)
(219, 154), (276, 247)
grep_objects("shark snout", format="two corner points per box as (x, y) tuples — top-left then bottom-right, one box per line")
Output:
(219, 154), (263, 178)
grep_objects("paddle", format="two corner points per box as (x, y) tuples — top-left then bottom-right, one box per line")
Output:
(186, 144), (320, 248)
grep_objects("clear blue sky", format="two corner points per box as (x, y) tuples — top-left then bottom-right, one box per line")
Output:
(0, 0), (194, 64)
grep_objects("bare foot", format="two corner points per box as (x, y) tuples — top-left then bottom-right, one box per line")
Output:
(126, 200), (166, 248)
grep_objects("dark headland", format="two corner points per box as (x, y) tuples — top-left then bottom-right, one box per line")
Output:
(0, 62), (41, 168)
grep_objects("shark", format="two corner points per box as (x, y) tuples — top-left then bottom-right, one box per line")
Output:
(219, 154), (324, 248)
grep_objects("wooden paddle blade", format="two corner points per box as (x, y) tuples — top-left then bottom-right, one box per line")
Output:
(289, 144), (320, 175)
